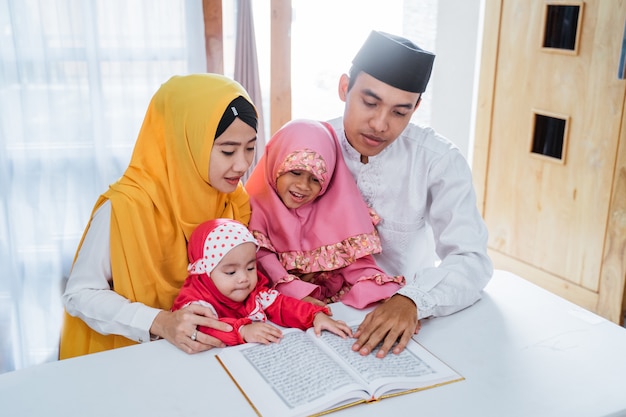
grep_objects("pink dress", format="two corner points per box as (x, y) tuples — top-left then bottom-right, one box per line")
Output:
(245, 119), (404, 309)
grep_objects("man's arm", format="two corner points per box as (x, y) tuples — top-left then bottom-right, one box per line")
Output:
(352, 149), (491, 358)
(401, 149), (492, 318)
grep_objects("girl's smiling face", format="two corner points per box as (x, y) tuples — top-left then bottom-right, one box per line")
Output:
(275, 170), (322, 209)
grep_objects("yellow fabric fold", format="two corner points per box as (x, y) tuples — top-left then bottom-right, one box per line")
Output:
(60, 74), (254, 359)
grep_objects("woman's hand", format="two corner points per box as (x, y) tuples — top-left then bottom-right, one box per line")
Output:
(239, 322), (283, 344)
(150, 303), (233, 354)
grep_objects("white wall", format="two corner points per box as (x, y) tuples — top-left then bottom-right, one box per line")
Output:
(430, 0), (483, 164)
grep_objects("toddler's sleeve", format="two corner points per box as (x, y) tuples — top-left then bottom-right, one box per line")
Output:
(198, 316), (252, 346)
(264, 294), (329, 330)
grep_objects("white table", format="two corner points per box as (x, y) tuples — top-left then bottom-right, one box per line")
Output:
(1, 270), (625, 417)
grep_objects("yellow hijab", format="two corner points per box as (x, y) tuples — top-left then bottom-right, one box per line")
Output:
(60, 74), (255, 359)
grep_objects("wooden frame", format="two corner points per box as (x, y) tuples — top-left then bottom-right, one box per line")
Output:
(472, 0), (501, 215)
(270, 0), (292, 135)
(528, 109), (569, 165)
(596, 91), (626, 323)
(201, 0), (292, 136)
(203, 0), (224, 74)
(540, 0), (584, 56)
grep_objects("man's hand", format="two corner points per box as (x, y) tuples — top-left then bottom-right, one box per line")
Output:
(351, 294), (419, 358)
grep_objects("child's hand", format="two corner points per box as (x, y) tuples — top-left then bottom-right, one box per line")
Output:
(302, 296), (329, 310)
(312, 313), (352, 338)
(240, 322), (283, 344)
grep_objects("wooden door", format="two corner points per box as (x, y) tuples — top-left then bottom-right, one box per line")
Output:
(473, 0), (626, 323)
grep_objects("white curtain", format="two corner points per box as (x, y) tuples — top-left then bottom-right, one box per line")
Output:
(234, 0), (266, 182)
(0, 0), (207, 373)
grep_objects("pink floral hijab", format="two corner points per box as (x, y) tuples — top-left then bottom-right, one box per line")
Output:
(245, 119), (378, 255)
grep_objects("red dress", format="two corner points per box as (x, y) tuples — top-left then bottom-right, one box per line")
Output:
(171, 271), (329, 346)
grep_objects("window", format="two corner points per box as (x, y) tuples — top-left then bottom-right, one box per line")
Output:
(0, 0), (206, 372)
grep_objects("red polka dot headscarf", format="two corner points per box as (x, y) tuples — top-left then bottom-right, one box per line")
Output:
(187, 218), (258, 275)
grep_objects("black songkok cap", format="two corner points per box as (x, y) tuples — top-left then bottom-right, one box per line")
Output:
(351, 31), (435, 93)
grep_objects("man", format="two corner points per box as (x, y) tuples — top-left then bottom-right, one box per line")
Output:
(328, 31), (493, 358)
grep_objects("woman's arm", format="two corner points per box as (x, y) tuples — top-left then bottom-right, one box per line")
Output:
(63, 201), (232, 352)
(63, 201), (160, 343)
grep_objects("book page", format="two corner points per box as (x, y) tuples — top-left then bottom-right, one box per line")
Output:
(318, 326), (435, 380)
(241, 331), (365, 407)
(217, 324), (463, 417)
(313, 325), (463, 398)
(217, 329), (370, 417)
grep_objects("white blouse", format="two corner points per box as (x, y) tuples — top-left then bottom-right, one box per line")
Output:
(62, 200), (160, 343)
(328, 118), (493, 319)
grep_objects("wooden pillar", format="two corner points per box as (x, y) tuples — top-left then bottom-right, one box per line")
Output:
(203, 0), (223, 74)
(270, 0), (291, 134)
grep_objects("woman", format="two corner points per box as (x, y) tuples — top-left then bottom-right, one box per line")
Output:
(60, 74), (258, 359)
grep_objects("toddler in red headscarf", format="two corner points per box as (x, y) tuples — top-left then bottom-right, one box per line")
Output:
(245, 119), (405, 309)
(171, 218), (352, 346)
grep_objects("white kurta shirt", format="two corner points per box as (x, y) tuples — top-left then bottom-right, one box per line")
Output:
(328, 118), (493, 319)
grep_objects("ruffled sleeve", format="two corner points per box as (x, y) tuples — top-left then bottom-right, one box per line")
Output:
(254, 234), (322, 300)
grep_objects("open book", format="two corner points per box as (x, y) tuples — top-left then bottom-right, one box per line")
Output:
(216, 323), (463, 417)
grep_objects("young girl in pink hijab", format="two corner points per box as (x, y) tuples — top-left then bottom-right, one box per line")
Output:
(245, 119), (405, 309)
(171, 218), (351, 346)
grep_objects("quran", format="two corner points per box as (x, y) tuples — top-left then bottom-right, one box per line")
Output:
(216, 323), (463, 417)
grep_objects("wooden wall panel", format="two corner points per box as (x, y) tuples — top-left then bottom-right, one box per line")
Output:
(473, 0), (626, 324)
